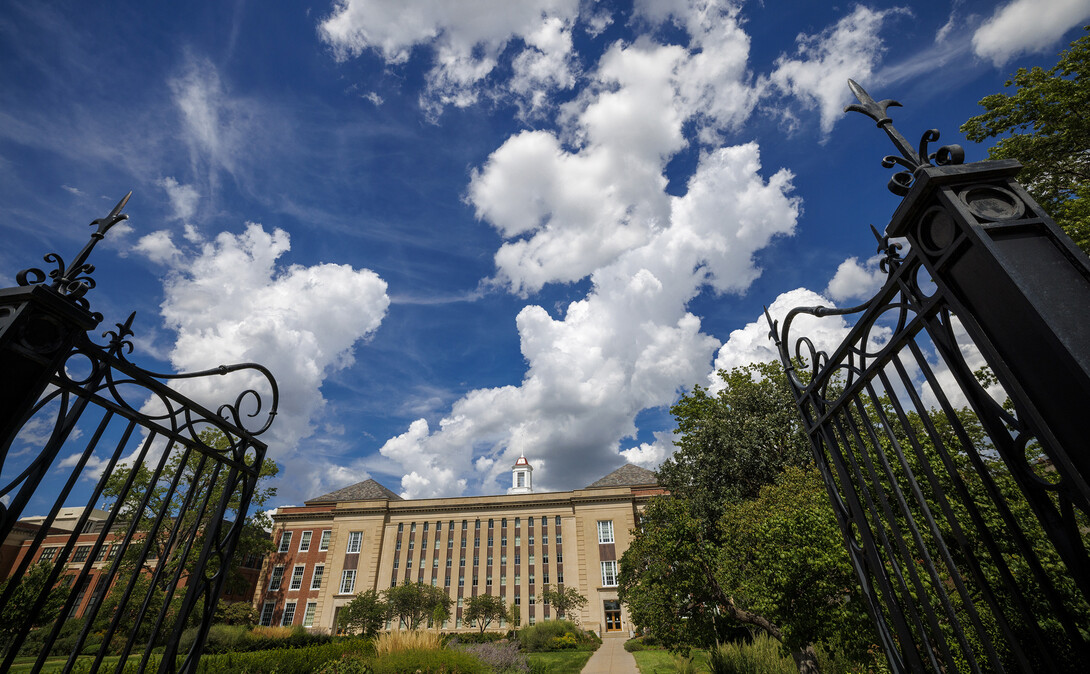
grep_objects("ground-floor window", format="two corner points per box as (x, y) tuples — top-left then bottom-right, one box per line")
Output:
(260, 601), (275, 626)
(282, 600), (297, 626)
(302, 602), (317, 628)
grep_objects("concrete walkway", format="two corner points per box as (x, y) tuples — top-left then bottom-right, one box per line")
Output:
(582, 632), (639, 674)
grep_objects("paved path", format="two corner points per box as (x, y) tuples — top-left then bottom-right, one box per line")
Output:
(582, 633), (639, 674)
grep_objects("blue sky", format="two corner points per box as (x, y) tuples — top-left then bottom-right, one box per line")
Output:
(2, 0), (1088, 507)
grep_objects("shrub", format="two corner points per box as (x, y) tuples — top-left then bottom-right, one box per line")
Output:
(624, 636), (663, 652)
(249, 625), (295, 640)
(370, 648), (487, 674)
(373, 629), (443, 655)
(315, 655), (375, 674)
(517, 620), (597, 652)
(194, 638), (372, 673)
(454, 641), (529, 673)
(446, 631), (507, 645)
(708, 634), (795, 674)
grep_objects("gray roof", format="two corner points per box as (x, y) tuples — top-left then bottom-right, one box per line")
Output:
(307, 478), (402, 504)
(586, 464), (658, 488)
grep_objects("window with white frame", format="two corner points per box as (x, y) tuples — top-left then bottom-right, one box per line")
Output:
(289, 565), (306, 590)
(597, 520), (614, 544)
(259, 601), (275, 626)
(340, 569), (356, 594)
(298, 531), (312, 552)
(278, 531), (293, 552)
(281, 601), (297, 626)
(311, 564), (325, 590)
(302, 602), (317, 628)
(319, 530), (331, 551)
(601, 561), (618, 587)
(346, 531), (362, 554)
(268, 565), (285, 591)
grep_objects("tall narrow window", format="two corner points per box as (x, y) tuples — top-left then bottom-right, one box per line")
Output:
(597, 520), (614, 544)
(260, 601), (275, 626)
(298, 531), (312, 552)
(311, 564), (325, 590)
(289, 565), (306, 590)
(340, 569), (356, 594)
(346, 531), (362, 554)
(281, 601), (297, 626)
(601, 561), (618, 587)
(302, 602), (317, 628)
(278, 531), (293, 552)
(269, 565), (285, 591)
(319, 530), (331, 551)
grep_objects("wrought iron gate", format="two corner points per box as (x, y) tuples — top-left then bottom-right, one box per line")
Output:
(768, 82), (1090, 672)
(0, 194), (279, 673)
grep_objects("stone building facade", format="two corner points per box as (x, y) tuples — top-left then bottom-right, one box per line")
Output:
(252, 461), (662, 635)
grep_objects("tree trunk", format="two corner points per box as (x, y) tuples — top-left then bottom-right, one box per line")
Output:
(791, 643), (821, 674)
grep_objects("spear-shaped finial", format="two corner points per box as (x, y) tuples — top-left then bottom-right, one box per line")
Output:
(844, 79), (921, 168)
(55, 191), (132, 292)
(844, 80), (964, 196)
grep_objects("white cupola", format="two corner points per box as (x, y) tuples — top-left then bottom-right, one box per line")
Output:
(508, 453), (533, 494)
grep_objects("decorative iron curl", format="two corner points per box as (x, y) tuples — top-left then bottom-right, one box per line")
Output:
(766, 261), (921, 409)
(845, 80), (964, 197)
(16, 192), (131, 312)
(47, 316), (280, 443)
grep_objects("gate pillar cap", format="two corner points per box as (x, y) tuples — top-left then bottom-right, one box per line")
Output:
(0, 283), (101, 330)
(886, 159), (1023, 238)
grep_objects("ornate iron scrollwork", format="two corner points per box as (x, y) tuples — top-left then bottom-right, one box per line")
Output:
(17, 191), (132, 314)
(845, 80), (965, 196)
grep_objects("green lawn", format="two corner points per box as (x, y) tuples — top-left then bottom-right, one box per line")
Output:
(632, 649), (711, 673)
(527, 650), (595, 673)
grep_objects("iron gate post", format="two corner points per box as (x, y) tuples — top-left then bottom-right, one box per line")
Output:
(767, 81), (1090, 672)
(887, 160), (1090, 500)
(0, 284), (99, 466)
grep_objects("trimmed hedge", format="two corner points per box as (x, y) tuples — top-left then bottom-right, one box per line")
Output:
(193, 638), (373, 673)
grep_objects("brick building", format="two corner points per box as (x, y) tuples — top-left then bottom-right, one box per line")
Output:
(252, 460), (663, 636)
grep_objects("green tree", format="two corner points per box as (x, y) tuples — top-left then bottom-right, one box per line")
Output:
(383, 581), (452, 631)
(338, 589), (386, 637)
(621, 362), (850, 673)
(0, 562), (67, 654)
(100, 428), (279, 594)
(463, 594), (508, 634)
(961, 27), (1090, 254)
(538, 585), (587, 623)
(657, 361), (811, 536)
(717, 466), (873, 669)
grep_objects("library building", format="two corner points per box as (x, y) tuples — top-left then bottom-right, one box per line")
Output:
(252, 457), (663, 636)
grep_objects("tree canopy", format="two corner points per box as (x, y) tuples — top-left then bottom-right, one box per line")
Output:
(462, 593), (507, 634)
(656, 361), (811, 537)
(961, 26), (1090, 254)
(383, 581), (452, 631)
(538, 585), (587, 623)
(338, 589), (386, 636)
(100, 428), (278, 594)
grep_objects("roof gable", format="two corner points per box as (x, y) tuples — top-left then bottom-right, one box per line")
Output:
(586, 464), (658, 488)
(307, 478), (402, 504)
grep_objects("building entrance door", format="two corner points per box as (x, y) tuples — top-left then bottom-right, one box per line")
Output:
(603, 600), (622, 632)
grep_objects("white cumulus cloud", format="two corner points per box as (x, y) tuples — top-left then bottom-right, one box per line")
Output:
(153, 223), (390, 496)
(972, 0), (1090, 66)
(318, 0), (580, 115)
(768, 5), (908, 134)
(825, 255), (887, 304)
